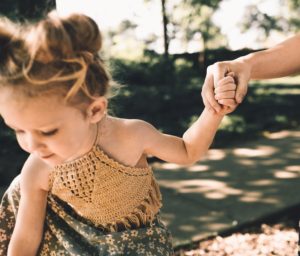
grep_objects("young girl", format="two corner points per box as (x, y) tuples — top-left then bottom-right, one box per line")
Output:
(0, 12), (237, 255)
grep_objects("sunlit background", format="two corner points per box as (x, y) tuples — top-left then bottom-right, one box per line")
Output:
(56, 0), (295, 59)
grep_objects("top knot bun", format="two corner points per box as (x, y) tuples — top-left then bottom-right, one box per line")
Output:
(61, 13), (102, 53)
(0, 13), (111, 102)
(27, 11), (102, 63)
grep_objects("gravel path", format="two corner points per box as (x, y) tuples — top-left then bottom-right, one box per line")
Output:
(176, 223), (298, 256)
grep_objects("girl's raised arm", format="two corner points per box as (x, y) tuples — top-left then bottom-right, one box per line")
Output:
(139, 77), (236, 165)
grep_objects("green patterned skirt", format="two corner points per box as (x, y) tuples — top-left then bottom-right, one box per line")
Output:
(0, 176), (174, 255)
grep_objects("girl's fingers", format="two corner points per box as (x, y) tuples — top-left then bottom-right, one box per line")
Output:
(214, 83), (236, 93)
(215, 76), (235, 88)
(215, 91), (236, 100)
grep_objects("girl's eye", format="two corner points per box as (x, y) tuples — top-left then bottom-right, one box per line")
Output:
(41, 129), (58, 136)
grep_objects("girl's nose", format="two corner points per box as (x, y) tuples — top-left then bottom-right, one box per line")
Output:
(26, 134), (44, 153)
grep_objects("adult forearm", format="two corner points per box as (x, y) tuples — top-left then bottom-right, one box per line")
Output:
(182, 108), (223, 163)
(242, 34), (300, 79)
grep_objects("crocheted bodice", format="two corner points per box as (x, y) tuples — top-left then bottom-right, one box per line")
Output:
(49, 145), (162, 232)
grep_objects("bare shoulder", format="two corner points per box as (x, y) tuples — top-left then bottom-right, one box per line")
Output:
(109, 117), (157, 139)
(20, 154), (52, 193)
(101, 117), (159, 160)
(111, 117), (155, 131)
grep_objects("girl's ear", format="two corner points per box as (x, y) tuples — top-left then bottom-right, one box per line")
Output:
(86, 97), (108, 123)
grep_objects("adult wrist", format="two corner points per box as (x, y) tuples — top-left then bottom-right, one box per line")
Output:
(236, 54), (255, 80)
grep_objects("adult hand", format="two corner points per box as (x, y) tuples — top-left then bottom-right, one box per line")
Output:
(201, 58), (251, 113)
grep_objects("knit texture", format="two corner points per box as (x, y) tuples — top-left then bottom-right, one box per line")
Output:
(49, 145), (162, 232)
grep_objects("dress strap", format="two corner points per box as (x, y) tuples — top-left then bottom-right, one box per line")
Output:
(93, 113), (107, 147)
(93, 121), (100, 147)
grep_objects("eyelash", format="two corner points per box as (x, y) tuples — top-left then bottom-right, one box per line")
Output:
(41, 129), (58, 136)
(14, 129), (58, 137)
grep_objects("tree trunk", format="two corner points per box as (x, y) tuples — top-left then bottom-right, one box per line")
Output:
(161, 0), (169, 59)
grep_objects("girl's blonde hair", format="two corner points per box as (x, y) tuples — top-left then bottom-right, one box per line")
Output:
(0, 11), (112, 105)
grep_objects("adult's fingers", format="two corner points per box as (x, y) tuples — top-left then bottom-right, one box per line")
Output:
(202, 71), (221, 112)
(202, 92), (216, 113)
(235, 75), (248, 103)
(212, 62), (230, 89)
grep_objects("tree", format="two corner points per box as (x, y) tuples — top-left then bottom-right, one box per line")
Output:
(144, 0), (170, 59)
(161, 0), (169, 58)
(144, 0), (224, 57)
(171, 3), (224, 48)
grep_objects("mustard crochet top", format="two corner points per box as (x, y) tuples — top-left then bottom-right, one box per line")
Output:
(49, 144), (162, 232)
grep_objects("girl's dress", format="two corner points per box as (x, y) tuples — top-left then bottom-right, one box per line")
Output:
(0, 144), (174, 255)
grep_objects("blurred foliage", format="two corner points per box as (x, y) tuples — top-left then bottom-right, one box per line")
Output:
(240, 0), (300, 41)
(170, 2), (226, 51)
(189, 0), (223, 8)
(104, 19), (146, 60)
(105, 0), (300, 59)
(142, 0), (224, 56)
(0, 0), (55, 21)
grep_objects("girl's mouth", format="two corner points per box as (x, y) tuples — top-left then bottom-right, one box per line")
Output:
(40, 154), (54, 159)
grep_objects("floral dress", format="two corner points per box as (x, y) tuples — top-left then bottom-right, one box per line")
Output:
(0, 145), (174, 255)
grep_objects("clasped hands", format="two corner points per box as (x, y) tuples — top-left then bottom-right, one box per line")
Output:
(202, 69), (239, 115)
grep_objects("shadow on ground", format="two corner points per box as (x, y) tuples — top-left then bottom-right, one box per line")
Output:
(154, 129), (300, 247)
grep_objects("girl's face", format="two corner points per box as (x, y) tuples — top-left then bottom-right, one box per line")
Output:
(0, 88), (102, 167)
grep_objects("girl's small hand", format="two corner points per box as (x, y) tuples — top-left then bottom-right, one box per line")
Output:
(214, 72), (238, 114)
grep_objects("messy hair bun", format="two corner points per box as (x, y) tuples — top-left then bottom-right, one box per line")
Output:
(0, 11), (112, 104)
(27, 12), (102, 62)
(61, 13), (102, 54)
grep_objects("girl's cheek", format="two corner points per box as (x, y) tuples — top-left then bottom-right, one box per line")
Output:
(16, 135), (29, 153)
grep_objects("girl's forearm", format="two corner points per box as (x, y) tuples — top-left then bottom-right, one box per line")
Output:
(182, 108), (223, 163)
(8, 240), (39, 256)
(242, 34), (300, 79)
(8, 217), (43, 256)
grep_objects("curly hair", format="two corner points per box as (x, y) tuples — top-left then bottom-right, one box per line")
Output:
(0, 11), (112, 105)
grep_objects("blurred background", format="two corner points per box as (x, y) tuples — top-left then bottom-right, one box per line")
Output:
(0, 0), (300, 188)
